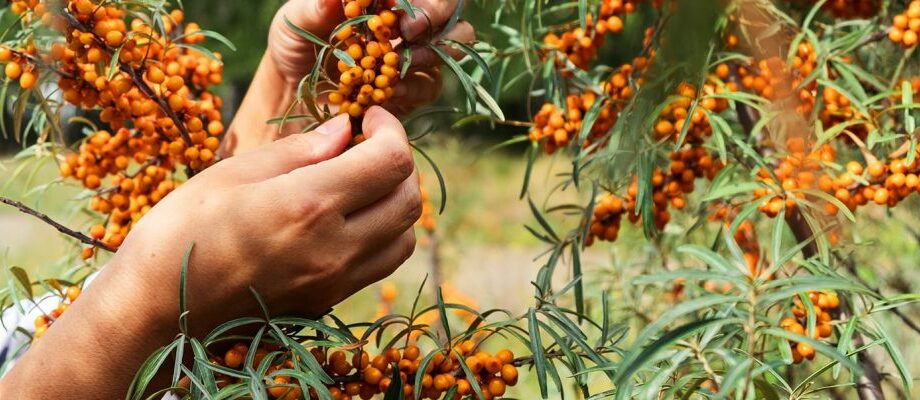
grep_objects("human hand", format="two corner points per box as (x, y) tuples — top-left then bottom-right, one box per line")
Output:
(124, 107), (421, 329)
(0, 107), (420, 399)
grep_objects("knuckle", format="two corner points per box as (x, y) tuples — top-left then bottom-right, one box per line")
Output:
(404, 188), (423, 224)
(386, 143), (415, 179)
(399, 232), (418, 262)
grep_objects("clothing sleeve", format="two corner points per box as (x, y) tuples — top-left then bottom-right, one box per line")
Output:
(0, 295), (60, 376)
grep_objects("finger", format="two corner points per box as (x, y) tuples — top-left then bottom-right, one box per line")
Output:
(348, 229), (417, 291)
(216, 115), (352, 184)
(385, 69), (442, 114)
(283, 106), (416, 214)
(269, 0), (345, 73)
(399, 0), (460, 41)
(345, 168), (421, 243)
(407, 21), (475, 69)
(275, 0), (344, 38)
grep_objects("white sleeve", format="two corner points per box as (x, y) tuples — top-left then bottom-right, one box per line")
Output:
(0, 271), (100, 375)
(0, 294), (61, 376)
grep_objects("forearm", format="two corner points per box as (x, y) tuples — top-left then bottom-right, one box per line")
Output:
(0, 260), (175, 399)
(223, 53), (304, 156)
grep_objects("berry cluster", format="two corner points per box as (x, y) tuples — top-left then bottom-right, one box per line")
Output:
(528, 60), (646, 154)
(541, 2), (629, 72)
(586, 146), (725, 245)
(2, 1), (228, 253)
(32, 286), (82, 340)
(735, 42), (872, 138)
(737, 42), (817, 115)
(652, 81), (731, 143)
(328, 0), (401, 128)
(780, 291), (840, 363)
(754, 138), (920, 218)
(0, 45), (39, 89)
(529, 92), (617, 154)
(213, 340), (519, 400)
(753, 138), (834, 217)
(889, 1), (920, 48)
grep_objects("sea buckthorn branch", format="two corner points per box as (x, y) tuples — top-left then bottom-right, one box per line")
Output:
(0, 196), (116, 252)
(58, 8), (195, 151)
(783, 189), (886, 400)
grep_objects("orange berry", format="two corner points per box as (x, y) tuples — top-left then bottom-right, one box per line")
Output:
(501, 364), (519, 385)
(379, 10), (397, 27)
(796, 342), (815, 360)
(208, 120), (225, 135)
(89, 224), (106, 239)
(224, 349), (244, 368)
(5, 62), (22, 79)
(105, 30), (124, 47)
(65, 286), (81, 302)
(344, 1), (361, 18)
(487, 377), (506, 397)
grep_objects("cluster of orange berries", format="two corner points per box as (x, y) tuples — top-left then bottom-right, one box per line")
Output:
(529, 60), (648, 153)
(541, 1), (631, 71)
(780, 291), (840, 363)
(214, 340), (519, 400)
(0, 46), (39, 90)
(829, 156), (920, 210)
(652, 81), (731, 143)
(529, 92), (617, 154)
(328, 0), (401, 126)
(737, 42), (818, 114)
(735, 42), (873, 138)
(754, 138), (920, 218)
(32, 286), (82, 340)
(586, 146), (725, 245)
(753, 139), (834, 217)
(5, 1), (227, 253)
(889, 1), (920, 48)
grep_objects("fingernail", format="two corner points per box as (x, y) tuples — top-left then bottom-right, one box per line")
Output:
(315, 114), (350, 135)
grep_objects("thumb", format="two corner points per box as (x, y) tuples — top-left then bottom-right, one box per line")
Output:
(223, 115), (353, 184)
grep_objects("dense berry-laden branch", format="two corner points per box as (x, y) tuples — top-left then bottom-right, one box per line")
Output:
(0, 196), (116, 252)
(58, 9), (195, 152)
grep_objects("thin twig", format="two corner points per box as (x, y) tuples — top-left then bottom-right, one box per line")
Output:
(0, 196), (116, 252)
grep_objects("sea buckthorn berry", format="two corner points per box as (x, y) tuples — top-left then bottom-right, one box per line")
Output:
(6, 62), (22, 79)
(66, 286), (82, 302)
(796, 342), (815, 360)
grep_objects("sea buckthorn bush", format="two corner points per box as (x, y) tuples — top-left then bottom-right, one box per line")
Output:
(2, 0), (919, 399)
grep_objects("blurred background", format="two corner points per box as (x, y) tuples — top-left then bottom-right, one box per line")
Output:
(1, 2), (919, 397)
